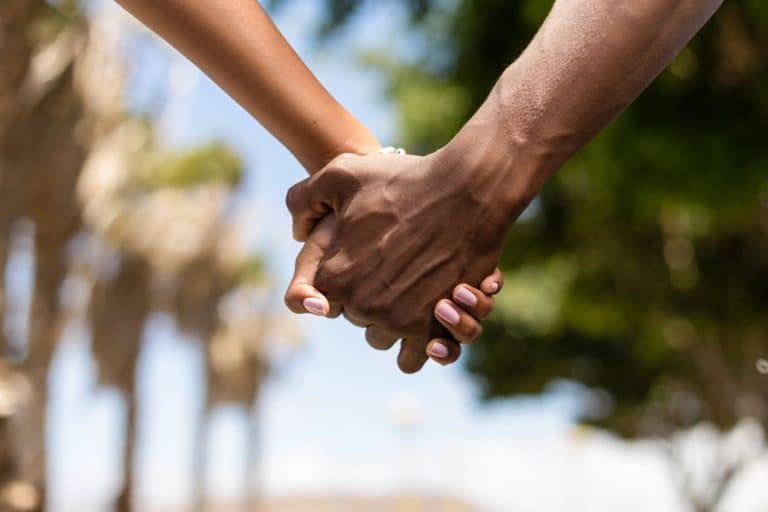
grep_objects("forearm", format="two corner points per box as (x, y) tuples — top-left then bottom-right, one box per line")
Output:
(116, 0), (379, 173)
(445, 0), (722, 214)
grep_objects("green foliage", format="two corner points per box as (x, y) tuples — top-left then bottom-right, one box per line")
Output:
(324, 1), (768, 437)
(360, 52), (471, 152)
(138, 141), (243, 190)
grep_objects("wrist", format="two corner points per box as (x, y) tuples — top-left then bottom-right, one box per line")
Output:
(312, 127), (381, 173)
(338, 124), (381, 156)
(438, 88), (546, 225)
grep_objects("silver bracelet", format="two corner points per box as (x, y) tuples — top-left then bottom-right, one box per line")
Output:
(379, 146), (407, 155)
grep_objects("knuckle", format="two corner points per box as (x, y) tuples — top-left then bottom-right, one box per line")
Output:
(324, 157), (361, 190)
(327, 301), (344, 318)
(397, 351), (426, 374)
(458, 322), (482, 343)
(366, 327), (396, 350)
(478, 297), (495, 318)
(365, 328), (382, 348)
(342, 309), (368, 327)
(285, 183), (302, 214)
(327, 153), (355, 171)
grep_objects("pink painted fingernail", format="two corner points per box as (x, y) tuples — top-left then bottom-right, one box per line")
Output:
(487, 282), (499, 294)
(454, 286), (477, 307)
(435, 302), (460, 325)
(303, 297), (327, 316)
(429, 342), (449, 359)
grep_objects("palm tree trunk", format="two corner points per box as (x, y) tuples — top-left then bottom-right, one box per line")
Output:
(8, 234), (68, 511)
(192, 403), (208, 512)
(88, 257), (151, 512)
(0, 231), (8, 356)
(244, 402), (261, 512)
(7, 367), (48, 512)
(116, 389), (138, 512)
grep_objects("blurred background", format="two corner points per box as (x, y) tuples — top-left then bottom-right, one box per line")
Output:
(0, 0), (767, 511)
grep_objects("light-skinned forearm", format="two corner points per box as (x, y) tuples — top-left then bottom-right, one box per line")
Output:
(443, 0), (723, 217)
(116, 0), (379, 172)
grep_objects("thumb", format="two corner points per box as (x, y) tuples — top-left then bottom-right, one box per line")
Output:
(284, 215), (336, 316)
(285, 156), (358, 241)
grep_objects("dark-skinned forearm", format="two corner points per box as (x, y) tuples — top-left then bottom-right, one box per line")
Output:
(116, 0), (379, 172)
(444, 0), (723, 217)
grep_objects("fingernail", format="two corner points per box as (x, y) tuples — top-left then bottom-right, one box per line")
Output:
(454, 286), (477, 307)
(487, 282), (499, 294)
(429, 342), (449, 359)
(435, 302), (460, 325)
(303, 297), (327, 316)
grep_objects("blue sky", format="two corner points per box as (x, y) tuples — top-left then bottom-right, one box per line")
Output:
(42, 1), (767, 511)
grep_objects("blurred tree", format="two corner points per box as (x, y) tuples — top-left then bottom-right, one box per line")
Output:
(295, 1), (768, 510)
(1, 1), (88, 508)
(1, 2), (287, 511)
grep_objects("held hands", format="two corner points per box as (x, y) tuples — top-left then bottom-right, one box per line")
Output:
(284, 214), (503, 369)
(284, 146), (516, 373)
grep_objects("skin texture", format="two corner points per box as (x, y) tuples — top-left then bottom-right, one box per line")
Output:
(287, 0), (723, 373)
(287, 108), (517, 372)
(115, 0), (499, 367)
(284, 215), (504, 366)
